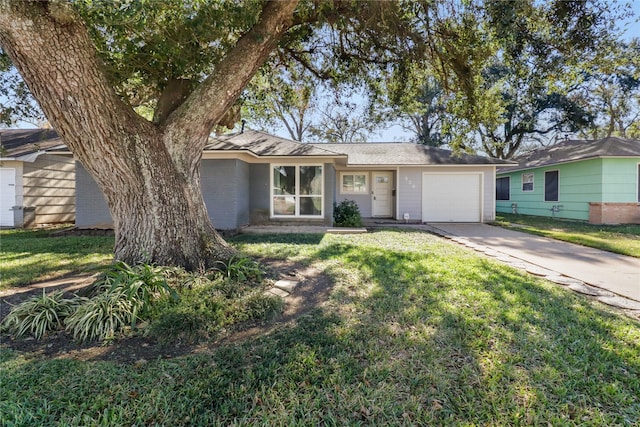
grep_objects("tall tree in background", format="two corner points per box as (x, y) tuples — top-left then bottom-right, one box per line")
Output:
(243, 65), (317, 141)
(390, 0), (627, 158)
(576, 39), (640, 139)
(0, 0), (623, 268)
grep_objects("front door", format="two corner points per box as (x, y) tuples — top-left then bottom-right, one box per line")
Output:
(372, 172), (393, 217)
(0, 168), (16, 227)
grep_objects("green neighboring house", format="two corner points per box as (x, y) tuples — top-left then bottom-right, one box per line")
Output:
(495, 137), (640, 224)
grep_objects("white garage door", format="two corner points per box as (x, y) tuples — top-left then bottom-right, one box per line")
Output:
(422, 173), (481, 222)
(0, 168), (16, 227)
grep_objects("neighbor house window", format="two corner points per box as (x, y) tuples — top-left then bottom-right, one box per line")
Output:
(637, 164), (640, 202)
(272, 165), (323, 217)
(341, 173), (368, 194)
(522, 173), (534, 192)
(496, 176), (510, 201)
(544, 170), (559, 202)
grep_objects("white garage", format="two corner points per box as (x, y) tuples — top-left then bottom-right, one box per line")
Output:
(0, 168), (16, 227)
(422, 172), (482, 222)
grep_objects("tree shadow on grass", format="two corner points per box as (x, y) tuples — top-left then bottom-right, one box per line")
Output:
(2, 229), (639, 425)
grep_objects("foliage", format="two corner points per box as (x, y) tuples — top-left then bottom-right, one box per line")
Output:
(333, 200), (363, 227)
(148, 268), (281, 344)
(243, 65), (318, 141)
(0, 291), (79, 339)
(575, 39), (640, 140)
(2, 231), (640, 425)
(63, 291), (136, 343)
(213, 255), (263, 283)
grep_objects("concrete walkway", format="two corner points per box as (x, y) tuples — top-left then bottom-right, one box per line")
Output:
(427, 223), (640, 304)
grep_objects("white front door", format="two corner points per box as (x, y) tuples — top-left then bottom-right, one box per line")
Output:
(372, 172), (393, 217)
(0, 168), (16, 227)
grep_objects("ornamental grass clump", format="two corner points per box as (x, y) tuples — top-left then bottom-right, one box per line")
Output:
(0, 290), (79, 339)
(66, 261), (177, 342)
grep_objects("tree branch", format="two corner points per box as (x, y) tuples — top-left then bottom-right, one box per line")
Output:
(164, 0), (299, 155)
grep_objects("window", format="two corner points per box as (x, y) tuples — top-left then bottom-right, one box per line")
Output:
(272, 165), (323, 217)
(341, 173), (367, 194)
(522, 173), (534, 192)
(637, 164), (640, 202)
(496, 176), (510, 201)
(544, 170), (559, 202)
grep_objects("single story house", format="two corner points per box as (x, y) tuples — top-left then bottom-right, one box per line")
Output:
(0, 129), (75, 227)
(74, 130), (511, 229)
(495, 137), (640, 224)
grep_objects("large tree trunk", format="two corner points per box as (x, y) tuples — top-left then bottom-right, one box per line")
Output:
(0, 0), (298, 269)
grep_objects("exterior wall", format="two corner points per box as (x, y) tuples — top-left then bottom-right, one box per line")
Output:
(23, 154), (75, 225)
(589, 202), (640, 224)
(497, 157), (640, 222)
(334, 170), (396, 219)
(601, 158), (640, 202)
(398, 166), (496, 222)
(249, 163), (270, 224)
(324, 163), (335, 225)
(75, 162), (112, 227)
(496, 158), (604, 221)
(201, 159), (249, 230)
(397, 168), (422, 221)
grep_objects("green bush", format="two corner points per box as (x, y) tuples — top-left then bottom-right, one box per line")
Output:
(64, 291), (137, 342)
(333, 200), (363, 227)
(1, 290), (79, 339)
(213, 255), (263, 282)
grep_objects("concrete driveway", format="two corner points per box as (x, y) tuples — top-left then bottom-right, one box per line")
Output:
(427, 223), (640, 304)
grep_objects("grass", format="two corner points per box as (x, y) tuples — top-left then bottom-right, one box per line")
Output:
(493, 213), (640, 258)
(0, 228), (113, 290)
(2, 230), (639, 425)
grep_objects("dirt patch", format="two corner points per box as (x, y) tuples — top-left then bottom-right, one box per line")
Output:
(0, 258), (333, 363)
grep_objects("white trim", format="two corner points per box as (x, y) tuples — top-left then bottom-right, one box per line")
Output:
(522, 172), (534, 192)
(339, 172), (369, 195)
(637, 162), (640, 203)
(270, 164), (324, 218)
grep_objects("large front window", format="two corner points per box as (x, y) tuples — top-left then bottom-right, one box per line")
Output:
(272, 165), (323, 217)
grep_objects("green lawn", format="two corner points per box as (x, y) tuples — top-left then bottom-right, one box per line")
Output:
(494, 213), (640, 258)
(2, 230), (639, 425)
(0, 228), (113, 290)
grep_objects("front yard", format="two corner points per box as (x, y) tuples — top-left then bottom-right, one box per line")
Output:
(1, 229), (639, 425)
(493, 213), (640, 258)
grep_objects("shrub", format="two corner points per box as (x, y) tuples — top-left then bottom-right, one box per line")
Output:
(1, 290), (79, 339)
(213, 255), (263, 282)
(333, 200), (363, 227)
(67, 261), (178, 342)
(64, 291), (137, 342)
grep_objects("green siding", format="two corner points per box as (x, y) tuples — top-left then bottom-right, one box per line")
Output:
(601, 158), (640, 202)
(496, 159), (603, 221)
(497, 157), (640, 220)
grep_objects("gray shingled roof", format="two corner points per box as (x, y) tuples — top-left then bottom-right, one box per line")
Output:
(205, 130), (343, 157)
(312, 143), (513, 165)
(0, 129), (65, 158)
(206, 130), (510, 165)
(498, 137), (640, 172)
